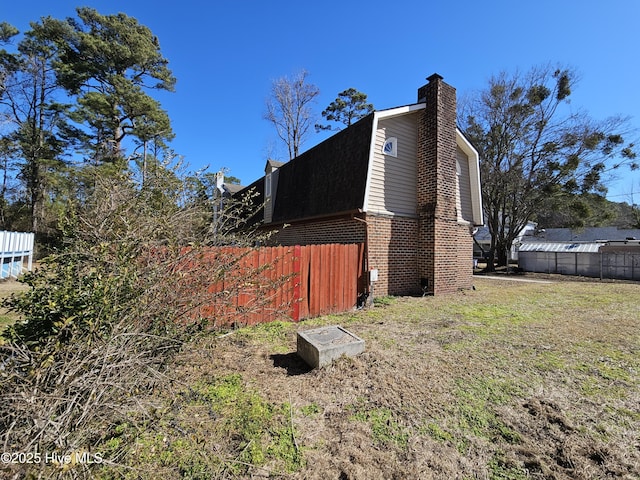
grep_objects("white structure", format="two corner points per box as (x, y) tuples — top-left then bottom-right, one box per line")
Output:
(0, 231), (34, 279)
(518, 240), (640, 280)
(473, 221), (538, 261)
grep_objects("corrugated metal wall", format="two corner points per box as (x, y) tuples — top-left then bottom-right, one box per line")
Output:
(519, 248), (640, 280)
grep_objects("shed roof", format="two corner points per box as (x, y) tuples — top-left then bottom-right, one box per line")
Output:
(518, 242), (604, 253)
(265, 159), (285, 170)
(541, 227), (640, 242)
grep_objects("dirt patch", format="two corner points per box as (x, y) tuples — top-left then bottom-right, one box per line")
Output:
(0, 278), (29, 297)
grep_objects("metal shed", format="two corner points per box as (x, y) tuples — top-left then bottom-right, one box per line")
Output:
(518, 241), (640, 281)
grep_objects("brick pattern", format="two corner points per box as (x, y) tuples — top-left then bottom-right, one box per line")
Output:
(269, 216), (366, 246)
(366, 214), (420, 296)
(417, 74), (474, 294)
(268, 213), (423, 297)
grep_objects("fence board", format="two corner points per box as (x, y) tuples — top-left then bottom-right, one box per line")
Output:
(310, 245), (320, 317)
(276, 245), (284, 319)
(336, 244), (345, 311)
(336, 244), (343, 311)
(291, 245), (301, 321)
(349, 244), (359, 308)
(342, 244), (351, 311)
(326, 244), (334, 312)
(322, 244), (331, 312)
(266, 246), (276, 324)
(300, 246), (311, 319)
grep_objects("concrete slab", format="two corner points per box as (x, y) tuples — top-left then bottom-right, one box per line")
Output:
(297, 325), (365, 369)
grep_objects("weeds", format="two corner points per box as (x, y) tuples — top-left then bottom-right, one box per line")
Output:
(5, 274), (638, 478)
(421, 422), (454, 443)
(488, 455), (529, 480)
(116, 374), (304, 478)
(300, 403), (321, 416)
(373, 295), (395, 306)
(234, 320), (291, 353)
(454, 377), (522, 444)
(349, 400), (409, 449)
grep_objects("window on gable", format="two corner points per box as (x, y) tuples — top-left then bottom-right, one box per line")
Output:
(265, 173), (272, 197)
(383, 137), (397, 157)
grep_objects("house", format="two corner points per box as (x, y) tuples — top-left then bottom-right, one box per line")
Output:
(236, 74), (483, 296)
(0, 230), (34, 279)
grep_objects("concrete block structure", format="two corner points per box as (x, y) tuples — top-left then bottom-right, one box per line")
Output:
(297, 325), (365, 368)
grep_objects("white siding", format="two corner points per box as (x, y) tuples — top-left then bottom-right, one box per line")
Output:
(456, 146), (474, 222)
(368, 114), (418, 216)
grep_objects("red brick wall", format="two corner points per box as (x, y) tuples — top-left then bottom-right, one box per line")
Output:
(268, 215), (366, 246)
(267, 211), (472, 297)
(366, 214), (420, 296)
(417, 74), (474, 294)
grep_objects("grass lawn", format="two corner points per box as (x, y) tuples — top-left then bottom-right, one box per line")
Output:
(102, 276), (639, 479)
(0, 278), (29, 338)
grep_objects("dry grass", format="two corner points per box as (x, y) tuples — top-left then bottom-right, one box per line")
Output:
(0, 278), (29, 334)
(69, 278), (640, 478)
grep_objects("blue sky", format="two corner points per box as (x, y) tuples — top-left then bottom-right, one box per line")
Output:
(4, 0), (640, 203)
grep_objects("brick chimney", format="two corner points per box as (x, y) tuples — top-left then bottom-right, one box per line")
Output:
(416, 73), (466, 294)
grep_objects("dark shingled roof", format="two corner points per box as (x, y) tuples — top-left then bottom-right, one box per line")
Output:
(266, 159), (285, 170)
(236, 176), (264, 227)
(235, 113), (374, 225)
(270, 113), (374, 223)
(223, 183), (245, 195)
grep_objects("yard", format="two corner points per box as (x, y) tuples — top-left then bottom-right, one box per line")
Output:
(103, 276), (640, 479)
(0, 278), (29, 336)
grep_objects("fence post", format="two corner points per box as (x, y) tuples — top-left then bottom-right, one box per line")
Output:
(599, 251), (603, 281)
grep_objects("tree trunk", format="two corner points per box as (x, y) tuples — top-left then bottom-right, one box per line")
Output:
(483, 249), (496, 272)
(495, 236), (512, 267)
(496, 247), (508, 267)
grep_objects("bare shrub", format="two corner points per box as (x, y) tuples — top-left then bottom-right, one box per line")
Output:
(0, 171), (288, 478)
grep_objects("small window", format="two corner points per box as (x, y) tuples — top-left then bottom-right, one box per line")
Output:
(265, 173), (272, 197)
(383, 137), (397, 157)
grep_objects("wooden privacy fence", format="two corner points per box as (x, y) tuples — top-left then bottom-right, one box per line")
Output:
(185, 243), (365, 327)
